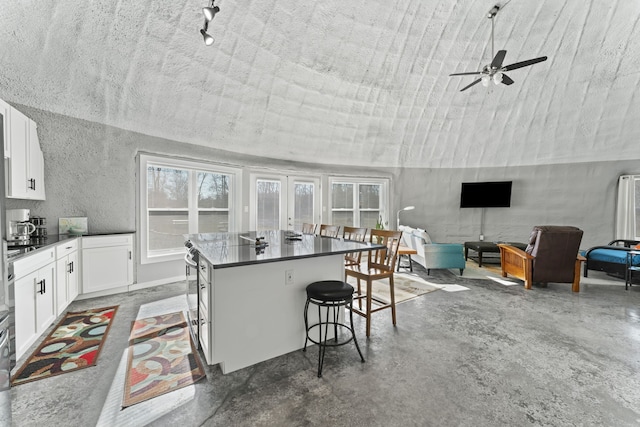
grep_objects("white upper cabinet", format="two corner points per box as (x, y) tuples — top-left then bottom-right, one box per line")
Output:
(5, 105), (46, 200)
(0, 98), (10, 158)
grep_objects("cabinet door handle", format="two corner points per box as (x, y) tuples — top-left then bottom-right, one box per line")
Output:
(28, 178), (36, 190)
(43, 278), (46, 293)
(129, 251), (132, 260)
(37, 279), (45, 294)
(68, 262), (72, 274)
(71, 261), (74, 273)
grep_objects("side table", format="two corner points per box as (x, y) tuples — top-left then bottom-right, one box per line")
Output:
(625, 250), (640, 290)
(397, 245), (418, 272)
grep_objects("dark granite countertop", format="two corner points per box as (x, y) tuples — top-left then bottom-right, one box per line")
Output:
(186, 230), (381, 269)
(6, 231), (135, 262)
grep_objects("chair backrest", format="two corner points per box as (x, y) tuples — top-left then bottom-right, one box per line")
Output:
(343, 226), (368, 266)
(301, 223), (317, 234)
(318, 224), (340, 238)
(526, 225), (583, 283)
(368, 229), (403, 272)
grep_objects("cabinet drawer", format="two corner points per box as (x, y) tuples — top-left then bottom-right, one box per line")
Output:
(13, 248), (55, 279)
(56, 238), (79, 259)
(198, 261), (210, 284)
(199, 302), (210, 360)
(199, 278), (209, 311)
(82, 234), (133, 249)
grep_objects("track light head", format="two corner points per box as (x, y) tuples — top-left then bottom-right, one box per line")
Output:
(200, 28), (214, 46)
(203, 5), (220, 22)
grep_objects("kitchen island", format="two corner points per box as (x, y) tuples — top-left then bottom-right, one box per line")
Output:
(185, 230), (379, 374)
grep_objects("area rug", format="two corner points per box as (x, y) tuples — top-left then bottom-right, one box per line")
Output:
(11, 305), (118, 386)
(347, 273), (442, 304)
(123, 311), (205, 408)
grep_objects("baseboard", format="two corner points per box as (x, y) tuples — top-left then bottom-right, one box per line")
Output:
(129, 275), (187, 291)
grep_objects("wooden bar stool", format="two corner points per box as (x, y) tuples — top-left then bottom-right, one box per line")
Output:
(303, 280), (365, 377)
(318, 224), (340, 238)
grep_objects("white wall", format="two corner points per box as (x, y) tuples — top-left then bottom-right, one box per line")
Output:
(7, 104), (637, 285)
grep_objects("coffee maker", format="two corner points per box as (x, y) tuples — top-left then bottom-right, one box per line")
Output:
(6, 209), (36, 243)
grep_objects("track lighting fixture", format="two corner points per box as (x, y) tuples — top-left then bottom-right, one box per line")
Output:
(200, 0), (219, 46)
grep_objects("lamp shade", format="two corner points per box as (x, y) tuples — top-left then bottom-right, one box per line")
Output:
(200, 29), (214, 46)
(203, 5), (220, 22)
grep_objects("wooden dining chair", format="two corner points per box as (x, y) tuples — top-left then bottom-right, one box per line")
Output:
(342, 226), (368, 268)
(301, 223), (317, 234)
(345, 229), (402, 337)
(318, 224), (340, 238)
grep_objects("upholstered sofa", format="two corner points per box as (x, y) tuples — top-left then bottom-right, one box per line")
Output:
(398, 225), (465, 275)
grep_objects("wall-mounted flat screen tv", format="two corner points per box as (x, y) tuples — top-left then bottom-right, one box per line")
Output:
(460, 181), (512, 208)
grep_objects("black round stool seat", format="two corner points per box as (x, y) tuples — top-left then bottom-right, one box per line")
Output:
(306, 280), (354, 301)
(303, 280), (365, 377)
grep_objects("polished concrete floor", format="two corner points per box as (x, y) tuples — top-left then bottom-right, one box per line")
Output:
(10, 264), (640, 427)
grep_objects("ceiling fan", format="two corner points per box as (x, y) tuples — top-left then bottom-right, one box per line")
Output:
(449, 5), (548, 92)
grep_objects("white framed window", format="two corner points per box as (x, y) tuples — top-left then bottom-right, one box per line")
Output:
(328, 177), (389, 229)
(139, 154), (242, 264)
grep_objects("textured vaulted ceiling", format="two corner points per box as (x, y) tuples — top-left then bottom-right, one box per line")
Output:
(1, 0), (639, 168)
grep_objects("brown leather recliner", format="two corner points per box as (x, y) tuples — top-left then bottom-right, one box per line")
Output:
(498, 226), (585, 292)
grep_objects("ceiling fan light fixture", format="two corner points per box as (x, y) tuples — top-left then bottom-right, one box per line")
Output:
(481, 75), (491, 87)
(493, 72), (503, 84)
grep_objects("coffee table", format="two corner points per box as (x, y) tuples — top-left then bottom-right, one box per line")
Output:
(464, 241), (527, 267)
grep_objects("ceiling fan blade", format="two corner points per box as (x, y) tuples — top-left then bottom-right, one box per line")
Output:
(460, 78), (482, 92)
(503, 56), (548, 71)
(449, 71), (482, 76)
(491, 50), (507, 69)
(501, 74), (514, 85)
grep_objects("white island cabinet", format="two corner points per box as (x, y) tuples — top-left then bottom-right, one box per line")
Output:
(186, 230), (378, 374)
(13, 247), (56, 360)
(55, 238), (79, 315)
(81, 234), (133, 295)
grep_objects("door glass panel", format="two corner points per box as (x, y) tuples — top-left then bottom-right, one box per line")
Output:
(256, 179), (281, 231)
(293, 182), (314, 231)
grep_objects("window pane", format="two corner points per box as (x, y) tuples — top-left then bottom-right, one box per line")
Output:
(360, 211), (380, 229)
(148, 211), (188, 251)
(635, 179), (640, 237)
(333, 211), (354, 227)
(293, 182), (314, 230)
(147, 166), (188, 208)
(332, 183), (353, 209)
(257, 180), (280, 231)
(199, 211), (229, 233)
(197, 172), (229, 209)
(359, 184), (380, 209)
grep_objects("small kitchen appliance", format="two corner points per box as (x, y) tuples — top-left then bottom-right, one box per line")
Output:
(6, 209), (36, 243)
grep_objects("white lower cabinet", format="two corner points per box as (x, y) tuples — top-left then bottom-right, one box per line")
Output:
(55, 239), (79, 315)
(82, 234), (133, 294)
(13, 248), (56, 360)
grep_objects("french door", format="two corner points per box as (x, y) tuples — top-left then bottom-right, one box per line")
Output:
(250, 174), (321, 232)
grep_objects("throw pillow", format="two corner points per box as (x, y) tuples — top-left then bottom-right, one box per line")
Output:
(415, 228), (432, 244)
(635, 243), (640, 249)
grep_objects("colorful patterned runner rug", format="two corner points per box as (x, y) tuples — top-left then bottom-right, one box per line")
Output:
(11, 305), (118, 385)
(123, 311), (206, 408)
